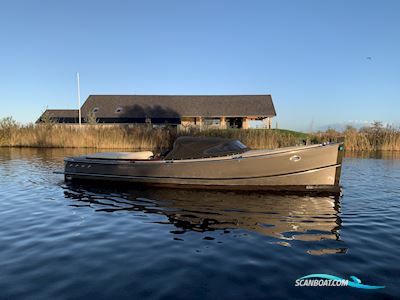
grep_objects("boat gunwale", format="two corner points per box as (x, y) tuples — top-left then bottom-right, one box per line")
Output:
(65, 143), (342, 165)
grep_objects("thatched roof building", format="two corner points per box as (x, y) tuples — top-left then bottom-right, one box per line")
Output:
(38, 94), (276, 128)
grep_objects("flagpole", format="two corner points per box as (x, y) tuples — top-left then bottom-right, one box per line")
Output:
(77, 72), (81, 126)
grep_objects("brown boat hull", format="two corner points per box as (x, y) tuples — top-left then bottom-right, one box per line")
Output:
(64, 143), (344, 194)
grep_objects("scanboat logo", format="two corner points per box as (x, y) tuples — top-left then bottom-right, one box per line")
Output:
(295, 274), (385, 289)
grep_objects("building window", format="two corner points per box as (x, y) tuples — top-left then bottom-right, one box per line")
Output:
(115, 107), (123, 113)
(227, 118), (243, 129)
(203, 118), (221, 126)
(92, 107), (99, 113)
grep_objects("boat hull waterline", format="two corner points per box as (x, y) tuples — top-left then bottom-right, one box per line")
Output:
(63, 142), (344, 193)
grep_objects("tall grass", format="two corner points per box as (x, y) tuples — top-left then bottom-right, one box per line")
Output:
(311, 123), (400, 151)
(1, 117), (400, 151)
(0, 120), (173, 151)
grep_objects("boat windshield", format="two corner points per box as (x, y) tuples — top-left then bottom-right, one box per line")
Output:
(165, 136), (248, 160)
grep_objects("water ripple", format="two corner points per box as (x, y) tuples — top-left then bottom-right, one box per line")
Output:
(0, 148), (399, 299)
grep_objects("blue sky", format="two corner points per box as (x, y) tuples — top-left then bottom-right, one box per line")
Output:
(0, 0), (399, 130)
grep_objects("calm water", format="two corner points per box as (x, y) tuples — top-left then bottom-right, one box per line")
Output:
(0, 148), (399, 300)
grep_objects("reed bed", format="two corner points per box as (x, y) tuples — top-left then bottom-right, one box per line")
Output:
(311, 125), (400, 151)
(0, 119), (173, 151)
(1, 117), (399, 151)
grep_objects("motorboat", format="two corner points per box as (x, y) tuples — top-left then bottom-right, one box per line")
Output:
(63, 136), (344, 194)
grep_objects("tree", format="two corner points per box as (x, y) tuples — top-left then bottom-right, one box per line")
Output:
(85, 111), (98, 125)
(40, 111), (55, 124)
(0, 116), (18, 145)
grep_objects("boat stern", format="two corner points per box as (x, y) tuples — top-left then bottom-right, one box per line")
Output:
(63, 156), (89, 181)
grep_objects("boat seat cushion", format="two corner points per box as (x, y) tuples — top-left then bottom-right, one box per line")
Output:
(86, 151), (154, 160)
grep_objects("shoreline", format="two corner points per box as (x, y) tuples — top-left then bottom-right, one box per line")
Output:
(1, 120), (400, 151)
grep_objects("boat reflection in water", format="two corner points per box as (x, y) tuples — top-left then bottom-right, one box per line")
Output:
(63, 184), (344, 255)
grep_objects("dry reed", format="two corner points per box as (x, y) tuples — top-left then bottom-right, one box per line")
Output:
(310, 124), (400, 151)
(1, 117), (400, 151)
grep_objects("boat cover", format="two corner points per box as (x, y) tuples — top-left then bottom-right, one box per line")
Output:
(165, 137), (248, 160)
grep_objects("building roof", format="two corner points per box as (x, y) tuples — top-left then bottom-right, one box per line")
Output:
(81, 95), (276, 118)
(37, 109), (78, 123)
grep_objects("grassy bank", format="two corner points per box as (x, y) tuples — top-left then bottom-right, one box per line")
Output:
(1, 117), (399, 151)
